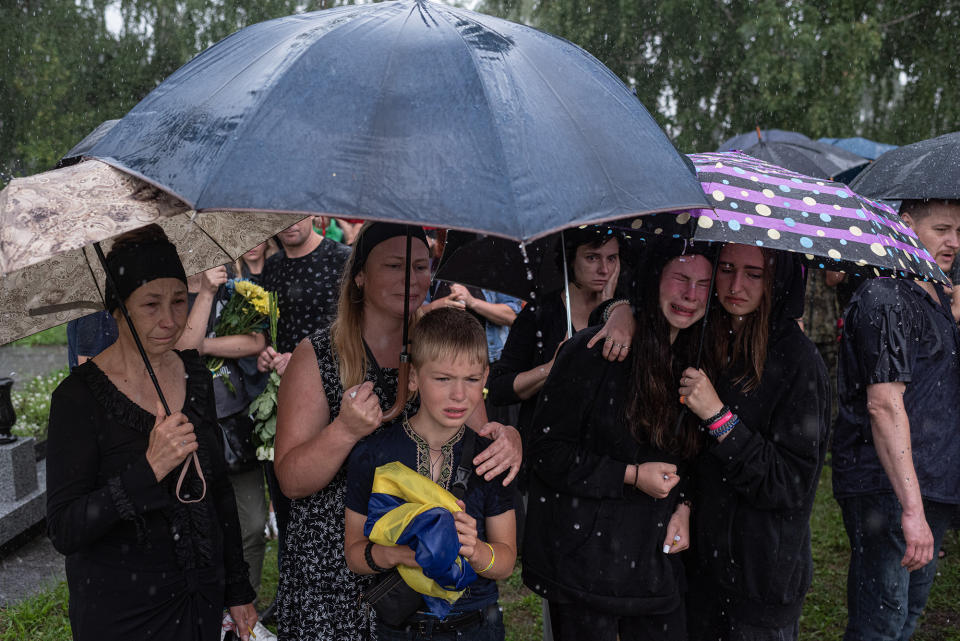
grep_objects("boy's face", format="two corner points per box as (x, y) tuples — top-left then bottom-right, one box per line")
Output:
(409, 353), (488, 430)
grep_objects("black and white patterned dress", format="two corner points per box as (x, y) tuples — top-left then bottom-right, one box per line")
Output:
(276, 328), (418, 641)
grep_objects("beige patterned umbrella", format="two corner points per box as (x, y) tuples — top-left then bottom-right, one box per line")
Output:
(0, 160), (306, 344)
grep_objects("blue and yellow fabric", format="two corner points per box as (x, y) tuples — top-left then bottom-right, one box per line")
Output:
(365, 461), (478, 617)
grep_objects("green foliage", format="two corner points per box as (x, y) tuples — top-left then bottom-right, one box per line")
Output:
(9, 366), (69, 441)
(10, 326), (67, 347)
(480, 0), (960, 151)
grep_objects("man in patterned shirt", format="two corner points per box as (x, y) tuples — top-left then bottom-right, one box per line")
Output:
(257, 218), (351, 374)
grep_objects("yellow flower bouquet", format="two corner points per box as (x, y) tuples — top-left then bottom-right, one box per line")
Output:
(206, 278), (276, 394)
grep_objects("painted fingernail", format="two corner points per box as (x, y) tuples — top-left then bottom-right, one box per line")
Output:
(663, 544), (671, 554)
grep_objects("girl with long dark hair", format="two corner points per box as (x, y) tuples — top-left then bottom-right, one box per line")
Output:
(522, 242), (714, 641)
(679, 244), (828, 641)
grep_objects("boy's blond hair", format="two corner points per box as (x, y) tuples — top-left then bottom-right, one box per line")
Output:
(410, 307), (488, 370)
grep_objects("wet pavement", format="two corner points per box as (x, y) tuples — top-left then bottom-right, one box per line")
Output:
(0, 344), (69, 382)
(0, 524), (65, 607)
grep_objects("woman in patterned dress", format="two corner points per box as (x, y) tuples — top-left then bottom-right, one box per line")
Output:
(272, 222), (523, 641)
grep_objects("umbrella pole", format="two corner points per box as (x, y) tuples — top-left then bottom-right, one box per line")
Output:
(382, 229), (412, 423)
(561, 233), (572, 339)
(92, 242), (206, 504)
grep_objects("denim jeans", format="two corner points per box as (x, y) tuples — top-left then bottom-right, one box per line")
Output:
(839, 493), (955, 641)
(376, 605), (505, 641)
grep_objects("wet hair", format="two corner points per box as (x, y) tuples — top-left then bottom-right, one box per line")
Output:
(626, 241), (714, 460)
(899, 198), (960, 223)
(410, 307), (488, 370)
(707, 246), (776, 394)
(556, 226), (623, 284)
(331, 222), (429, 389)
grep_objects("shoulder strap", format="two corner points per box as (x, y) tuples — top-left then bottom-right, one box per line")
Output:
(450, 428), (476, 500)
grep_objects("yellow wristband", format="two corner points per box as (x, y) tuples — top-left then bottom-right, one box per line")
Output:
(476, 542), (495, 574)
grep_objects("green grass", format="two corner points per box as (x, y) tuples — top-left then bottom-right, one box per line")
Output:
(10, 326), (68, 347)
(2, 469), (958, 640)
(9, 367), (69, 441)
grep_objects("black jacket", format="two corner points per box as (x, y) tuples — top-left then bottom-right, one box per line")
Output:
(689, 312), (829, 627)
(523, 328), (688, 615)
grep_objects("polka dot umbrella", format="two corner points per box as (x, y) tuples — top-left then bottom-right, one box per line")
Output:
(626, 151), (948, 284)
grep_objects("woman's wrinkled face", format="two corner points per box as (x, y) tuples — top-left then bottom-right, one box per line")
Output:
(119, 278), (188, 355)
(355, 235), (431, 318)
(658, 254), (712, 332)
(572, 239), (620, 293)
(715, 244), (768, 317)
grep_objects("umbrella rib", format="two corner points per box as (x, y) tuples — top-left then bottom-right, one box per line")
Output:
(82, 245), (106, 306)
(429, 5), (522, 237)
(471, 32), (637, 238)
(193, 6), (384, 207)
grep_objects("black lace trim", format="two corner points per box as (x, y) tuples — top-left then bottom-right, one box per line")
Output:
(76, 351), (217, 571)
(107, 475), (149, 548)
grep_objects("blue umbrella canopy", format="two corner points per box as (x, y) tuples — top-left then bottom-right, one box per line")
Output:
(88, 0), (708, 242)
(818, 136), (898, 161)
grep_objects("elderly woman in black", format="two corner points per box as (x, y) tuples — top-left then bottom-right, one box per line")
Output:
(46, 225), (257, 641)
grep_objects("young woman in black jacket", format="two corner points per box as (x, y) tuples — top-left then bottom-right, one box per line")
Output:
(523, 242), (714, 641)
(678, 245), (829, 641)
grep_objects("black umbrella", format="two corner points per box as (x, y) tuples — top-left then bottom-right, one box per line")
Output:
(433, 231), (562, 301)
(88, 0), (709, 243)
(742, 139), (869, 182)
(717, 128), (810, 152)
(849, 131), (960, 200)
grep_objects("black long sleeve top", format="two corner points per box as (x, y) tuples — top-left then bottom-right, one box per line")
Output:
(46, 350), (254, 641)
(522, 328), (688, 615)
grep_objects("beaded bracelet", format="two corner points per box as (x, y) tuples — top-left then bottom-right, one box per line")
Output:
(602, 299), (631, 323)
(364, 541), (390, 573)
(476, 542), (496, 574)
(710, 415), (739, 439)
(702, 405), (730, 427)
(707, 410), (734, 432)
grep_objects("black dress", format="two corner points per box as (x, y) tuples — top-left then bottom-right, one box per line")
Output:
(46, 350), (254, 641)
(276, 328), (419, 641)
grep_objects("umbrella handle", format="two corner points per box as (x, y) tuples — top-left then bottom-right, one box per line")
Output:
(175, 451), (208, 503)
(381, 358), (410, 423)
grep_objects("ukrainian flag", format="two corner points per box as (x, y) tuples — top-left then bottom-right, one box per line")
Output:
(365, 461), (479, 617)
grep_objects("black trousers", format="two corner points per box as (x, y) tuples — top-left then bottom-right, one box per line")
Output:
(548, 600), (686, 641)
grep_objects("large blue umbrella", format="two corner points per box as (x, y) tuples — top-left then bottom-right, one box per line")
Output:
(87, 0), (708, 242)
(818, 137), (898, 161)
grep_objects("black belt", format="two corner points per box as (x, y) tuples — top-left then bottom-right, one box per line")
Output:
(385, 604), (496, 635)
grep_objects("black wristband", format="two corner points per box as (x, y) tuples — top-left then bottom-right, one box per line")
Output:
(364, 541), (390, 573)
(701, 404), (730, 427)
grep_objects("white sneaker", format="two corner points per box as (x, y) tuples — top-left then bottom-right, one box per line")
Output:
(265, 511), (279, 540)
(251, 621), (277, 641)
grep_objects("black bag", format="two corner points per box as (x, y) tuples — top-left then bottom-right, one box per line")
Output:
(220, 411), (259, 474)
(361, 429), (477, 626)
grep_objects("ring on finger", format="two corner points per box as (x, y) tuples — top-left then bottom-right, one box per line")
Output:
(349, 390), (358, 398)
(181, 440), (188, 446)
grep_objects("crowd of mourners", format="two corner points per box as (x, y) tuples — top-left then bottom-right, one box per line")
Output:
(44, 198), (960, 641)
